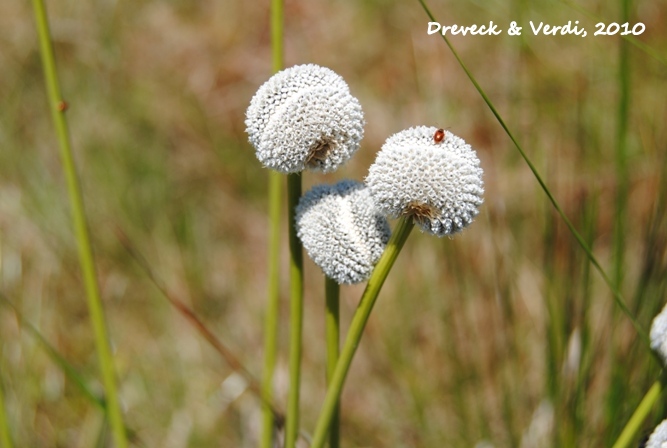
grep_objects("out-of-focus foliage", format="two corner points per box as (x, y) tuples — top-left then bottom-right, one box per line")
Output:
(1, 0), (666, 446)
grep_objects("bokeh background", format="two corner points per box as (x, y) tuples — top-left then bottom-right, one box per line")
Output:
(1, 0), (666, 446)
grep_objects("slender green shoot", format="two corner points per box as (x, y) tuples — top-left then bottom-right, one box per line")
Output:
(0, 374), (12, 448)
(310, 217), (414, 448)
(285, 172), (304, 448)
(612, 375), (665, 448)
(613, 0), (631, 291)
(417, 0), (648, 347)
(607, 0), (632, 438)
(30, 1), (128, 446)
(325, 276), (341, 448)
(260, 0), (284, 444)
(262, 171), (283, 447)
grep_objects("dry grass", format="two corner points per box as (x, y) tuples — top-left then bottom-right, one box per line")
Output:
(1, 0), (666, 446)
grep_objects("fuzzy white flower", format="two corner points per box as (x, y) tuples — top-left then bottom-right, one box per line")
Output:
(650, 303), (667, 364)
(245, 64), (365, 173)
(296, 181), (390, 284)
(646, 419), (667, 448)
(365, 126), (484, 236)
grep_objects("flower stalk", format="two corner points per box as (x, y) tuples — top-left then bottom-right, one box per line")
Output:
(285, 172), (304, 448)
(325, 276), (341, 448)
(260, 0), (284, 445)
(31, 0), (128, 446)
(310, 217), (414, 448)
(612, 377), (665, 448)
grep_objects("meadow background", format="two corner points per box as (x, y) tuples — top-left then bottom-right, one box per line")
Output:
(1, 0), (666, 446)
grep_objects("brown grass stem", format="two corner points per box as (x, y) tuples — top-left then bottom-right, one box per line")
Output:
(115, 228), (285, 428)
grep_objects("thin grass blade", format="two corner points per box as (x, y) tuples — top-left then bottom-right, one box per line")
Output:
(30, 0), (127, 445)
(417, 0), (648, 347)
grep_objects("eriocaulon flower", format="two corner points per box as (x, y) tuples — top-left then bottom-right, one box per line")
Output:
(650, 302), (667, 364)
(245, 64), (365, 173)
(646, 419), (667, 448)
(366, 126), (484, 236)
(296, 180), (391, 284)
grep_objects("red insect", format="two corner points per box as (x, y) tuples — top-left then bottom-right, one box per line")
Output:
(433, 128), (446, 143)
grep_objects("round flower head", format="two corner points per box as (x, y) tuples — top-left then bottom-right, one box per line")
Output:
(296, 180), (391, 284)
(650, 303), (667, 364)
(365, 126), (484, 236)
(245, 64), (365, 173)
(646, 419), (667, 448)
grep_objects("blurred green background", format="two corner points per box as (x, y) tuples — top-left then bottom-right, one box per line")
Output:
(1, 0), (666, 446)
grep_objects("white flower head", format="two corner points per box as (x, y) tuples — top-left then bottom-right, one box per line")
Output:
(365, 126), (484, 236)
(296, 180), (391, 284)
(245, 64), (365, 173)
(650, 303), (667, 364)
(646, 419), (667, 448)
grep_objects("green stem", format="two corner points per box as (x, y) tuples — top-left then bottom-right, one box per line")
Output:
(0, 375), (12, 448)
(260, 0), (283, 444)
(285, 172), (304, 448)
(270, 0), (284, 69)
(261, 172), (283, 448)
(30, 1), (128, 447)
(612, 376), (665, 448)
(325, 276), (341, 448)
(310, 217), (414, 448)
